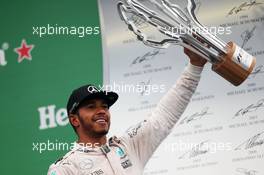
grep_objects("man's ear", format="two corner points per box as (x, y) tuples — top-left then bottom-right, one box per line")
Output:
(69, 114), (80, 128)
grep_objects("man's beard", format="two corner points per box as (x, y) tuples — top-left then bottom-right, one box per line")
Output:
(79, 115), (110, 138)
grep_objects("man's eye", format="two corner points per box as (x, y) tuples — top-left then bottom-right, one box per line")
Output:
(102, 104), (109, 109)
(85, 104), (95, 109)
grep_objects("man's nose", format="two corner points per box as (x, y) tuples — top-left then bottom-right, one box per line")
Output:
(96, 106), (107, 114)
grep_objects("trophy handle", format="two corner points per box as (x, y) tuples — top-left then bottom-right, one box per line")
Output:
(212, 42), (256, 86)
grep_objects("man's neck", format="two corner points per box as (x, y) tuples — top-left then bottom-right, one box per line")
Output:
(77, 135), (107, 148)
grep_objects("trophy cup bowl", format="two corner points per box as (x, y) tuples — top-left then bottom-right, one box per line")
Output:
(117, 0), (256, 86)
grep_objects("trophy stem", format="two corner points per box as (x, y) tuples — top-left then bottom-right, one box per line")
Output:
(183, 35), (220, 63)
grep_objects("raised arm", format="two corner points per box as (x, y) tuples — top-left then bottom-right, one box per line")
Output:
(121, 49), (207, 167)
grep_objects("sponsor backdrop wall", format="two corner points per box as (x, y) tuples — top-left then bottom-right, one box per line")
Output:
(0, 0), (103, 174)
(99, 0), (264, 175)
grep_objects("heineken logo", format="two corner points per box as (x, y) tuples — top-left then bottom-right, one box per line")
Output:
(14, 39), (34, 63)
(0, 42), (9, 66)
(0, 39), (34, 67)
(38, 105), (69, 130)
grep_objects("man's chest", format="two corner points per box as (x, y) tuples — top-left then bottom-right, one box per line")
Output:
(74, 148), (140, 175)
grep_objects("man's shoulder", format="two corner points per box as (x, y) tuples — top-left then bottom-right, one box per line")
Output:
(47, 150), (77, 175)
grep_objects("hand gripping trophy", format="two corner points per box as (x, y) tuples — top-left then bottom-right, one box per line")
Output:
(117, 0), (256, 86)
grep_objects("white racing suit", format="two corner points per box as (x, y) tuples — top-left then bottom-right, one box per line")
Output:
(47, 63), (203, 175)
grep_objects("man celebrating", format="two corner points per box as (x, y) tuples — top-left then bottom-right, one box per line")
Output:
(47, 48), (207, 175)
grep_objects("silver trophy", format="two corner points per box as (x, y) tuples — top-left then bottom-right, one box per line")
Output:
(117, 0), (256, 86)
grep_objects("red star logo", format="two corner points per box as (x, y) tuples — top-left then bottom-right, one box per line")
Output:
(14, 39), (34, 63)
